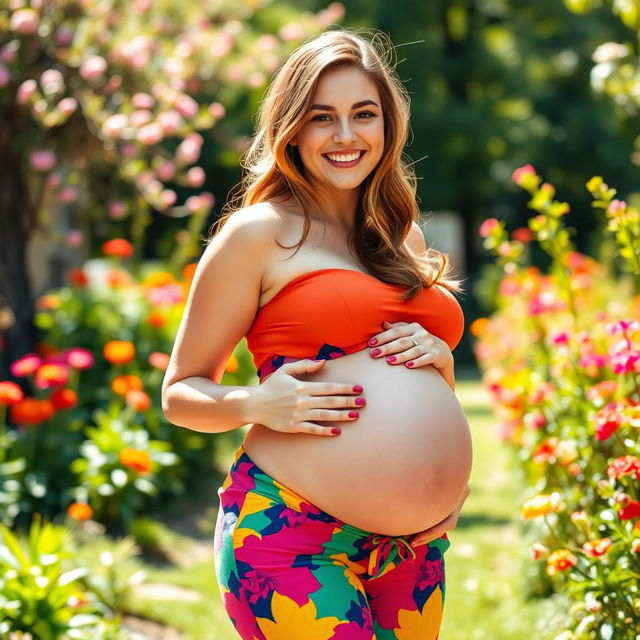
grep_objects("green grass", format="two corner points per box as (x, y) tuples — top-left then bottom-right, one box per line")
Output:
(127, 378), (571, 639)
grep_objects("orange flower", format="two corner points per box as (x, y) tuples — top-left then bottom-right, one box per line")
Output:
(148, 352), (169, 370)
(10, 397), (55, 425)
(546, 549), (578, 575)
(0, 381), (24, 405)
(50, 388), (78, 410)
(67, 267), (89, 287)
(182, 262), (197, 282)
(521, 492), (564, 520)
(142, 271), (176, 288)
(67, 502), (93, 521)
(147, 310), (167, 328)
(111, 374), (143, 396)
(103, 341), (135, 365)
(34, 363), (70, 389)
(582, 538), (612, 558)
(469, 317), (489, 338)
(105, 268), (133, 288)
(119, 448), (152, 473)
(102, 238), (134, 258)
(126, 389), (151, 412)
(36, 294), (61, 310)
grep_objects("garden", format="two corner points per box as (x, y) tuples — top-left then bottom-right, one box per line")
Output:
(1, 0), (639, 638)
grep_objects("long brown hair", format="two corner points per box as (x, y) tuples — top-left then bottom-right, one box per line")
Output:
(209, 28), (465, 299)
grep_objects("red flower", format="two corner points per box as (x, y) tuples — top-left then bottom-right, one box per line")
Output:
(607, 455), (640, 481)
(582, 538), (612, 558)
(0, 381), (24, 405)
(594, 402), (623, 441)
(619, 501), (640, 521)
(102, 238), (134, 258)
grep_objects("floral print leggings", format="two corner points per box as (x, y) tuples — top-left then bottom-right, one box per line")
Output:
(213, 446), (450, 639)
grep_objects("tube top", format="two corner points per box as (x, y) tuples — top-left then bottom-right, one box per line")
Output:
(245, 268), (465, 381)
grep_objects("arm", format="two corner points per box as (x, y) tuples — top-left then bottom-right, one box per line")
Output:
(161, 205), (276, 433)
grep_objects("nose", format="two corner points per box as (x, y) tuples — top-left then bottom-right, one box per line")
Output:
(332, 117), (357, 143)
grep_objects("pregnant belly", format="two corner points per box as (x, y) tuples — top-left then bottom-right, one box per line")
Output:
(242, 348), (473, 536)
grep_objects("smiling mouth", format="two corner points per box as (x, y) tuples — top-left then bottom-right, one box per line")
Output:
(322, 150), (366, 167)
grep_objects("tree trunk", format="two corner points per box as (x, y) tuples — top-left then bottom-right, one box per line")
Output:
(0, 144), (40, 383)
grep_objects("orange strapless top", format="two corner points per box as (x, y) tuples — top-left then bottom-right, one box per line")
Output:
(245, 268), (465, 381)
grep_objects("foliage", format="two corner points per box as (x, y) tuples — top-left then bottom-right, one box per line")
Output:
(474, 165), (640, 639)
(0, 249), (255, 531)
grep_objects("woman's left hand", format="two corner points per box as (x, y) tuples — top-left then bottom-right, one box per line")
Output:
(368, 320), (453, 371)
(408, 484), (471, 548)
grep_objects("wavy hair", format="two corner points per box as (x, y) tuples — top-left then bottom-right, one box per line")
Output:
(210, 28), (465, 299)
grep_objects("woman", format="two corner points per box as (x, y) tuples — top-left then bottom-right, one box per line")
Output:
(162, 28), (473, 640)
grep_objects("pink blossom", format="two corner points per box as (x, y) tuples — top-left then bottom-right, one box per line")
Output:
(30, 149), (56, 172)
(146, 283), (185, 306)
(610, 350), (640, 375)
(279, 22), (305, 41)
(186, 166), (205, 188)
(65, 230), (83, 247)
(58, 97), (77, 116)
(156, 161), (175, 181)
(550, 331), (569, 345)
(17, 78), (37, 104)
(200, 191), (215, 208)
(132, 92), (154, 109)
(479, 217), (499, 238)
(160, 189), (177, 209)
(209, 102), (225, 119)
(40, 69), (64, 94)
(79, 55), (107, 81)
(157, 110), (184, 135)
(64, 347), (95, 370)
(108, 200), (128, 219)
(46, 172), (61, 189)
(175, 138), (201, 165)
(102, 113), (128, 139)
(137, 122), (164, 145)
(1, 40), (19, 64)
(130, 109), (152, 127)
(58, 186), (78, 203)
(607, 199), (627, 216)
(54, 25), (74, 47)
(174, 94), (199, 120)
(10, 9), (39, 36)
(512, 164), (536, 184)
(317, 2), (346, 27)
(10, 353), (42, 377)
(247, 71), (266, 88)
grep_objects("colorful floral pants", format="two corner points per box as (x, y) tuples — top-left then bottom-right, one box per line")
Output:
(214, 446), (451, 639)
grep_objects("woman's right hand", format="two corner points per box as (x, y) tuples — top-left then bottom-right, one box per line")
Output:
(251, 359), (365, 436)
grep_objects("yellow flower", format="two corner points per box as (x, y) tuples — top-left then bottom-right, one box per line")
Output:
(256, 592), (343, 640)
(394, 586), (443, 640)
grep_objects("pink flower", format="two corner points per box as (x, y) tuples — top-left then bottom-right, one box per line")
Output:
(130, 109), (153, 127)
(29, 150), (56, 172)
(17, 79), (37, 104)
(54, 25), (74, 47)
(209, 102), (226, 119)
(58, 97), (77, 116)
(10, 9), (39, 36)
(0, 63), (10, 88)
(156, 161), (175, 181)
(79, 55), (108, 81)
(102, 114), (128, 139)
(594, 402), (623, 441)
(108, 200), (128, 219)
(58, 186), (78, 204)
(550, 331), (569, 345)
(137, 122), (164, 145)
(187, 166), (205, 188)
(174, 94), (198, 119)
(65, 230), (83, 247)
(607, 456), (640, 480)
(512, 164), (536, 184)
(479, 218), (499, 238)
(132, 92), (154, 109)
(160, 189), (177, 209)
(157, 109), (183, 135)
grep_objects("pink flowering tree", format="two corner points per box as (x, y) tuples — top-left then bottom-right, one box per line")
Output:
(474, 165), (640, 638)
(0, 0), (345, 374)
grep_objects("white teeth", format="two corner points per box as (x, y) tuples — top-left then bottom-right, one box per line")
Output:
(325, 151), (362, 163)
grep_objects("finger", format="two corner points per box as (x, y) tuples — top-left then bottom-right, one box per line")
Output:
(283, 358), (326, 375)
(296, 422), (345, 437)
(307, 408), (361, 423)
(306, 382), (365, 396)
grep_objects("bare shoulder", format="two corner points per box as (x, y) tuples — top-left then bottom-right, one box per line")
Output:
(404, 220), (428, 255)
(211, 201), (282, 245)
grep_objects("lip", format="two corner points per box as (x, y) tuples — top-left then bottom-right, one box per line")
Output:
(322, 150), (366, 168)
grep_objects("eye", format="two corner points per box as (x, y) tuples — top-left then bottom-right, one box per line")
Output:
(311, 111), (377, 122)
(356, 111), (376, 118)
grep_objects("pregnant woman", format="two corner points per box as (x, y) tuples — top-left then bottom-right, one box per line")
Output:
(162, 28), (472, 639)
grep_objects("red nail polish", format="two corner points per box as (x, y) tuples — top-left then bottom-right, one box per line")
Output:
(355, 397), (366, 406)
(406, 361), (414, 367)
(368, 338), (378, 346)
(353, 385), (363, 393)
(370, 348), (381, 357)
(331, 427), (341, 435)
(348, 411), (359, 418)
(387, 356), (396, 363)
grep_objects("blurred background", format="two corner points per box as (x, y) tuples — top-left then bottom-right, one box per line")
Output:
(1, 0), (639, 638)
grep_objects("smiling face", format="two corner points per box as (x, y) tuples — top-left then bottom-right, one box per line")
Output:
(290, 65), (385, 202)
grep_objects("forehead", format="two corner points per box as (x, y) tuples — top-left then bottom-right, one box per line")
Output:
(312, 66), (380, 103)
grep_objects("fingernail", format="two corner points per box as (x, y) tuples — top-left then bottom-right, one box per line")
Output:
(348, 411), (359, 418)
(370, 348), (381, 357)
(368, 337), (378, 346)
(355, 397), (365, 406)
(353, 385), (363, 393)
(406, 361), (414, 367)
(387, 356), (396, 363)
(331, 427), (341, 435)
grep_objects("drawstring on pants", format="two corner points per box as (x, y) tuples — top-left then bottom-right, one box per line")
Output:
(367, 535), (417, 578)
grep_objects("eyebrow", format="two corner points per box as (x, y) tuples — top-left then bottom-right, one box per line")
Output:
(309, 100), (380, 111)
